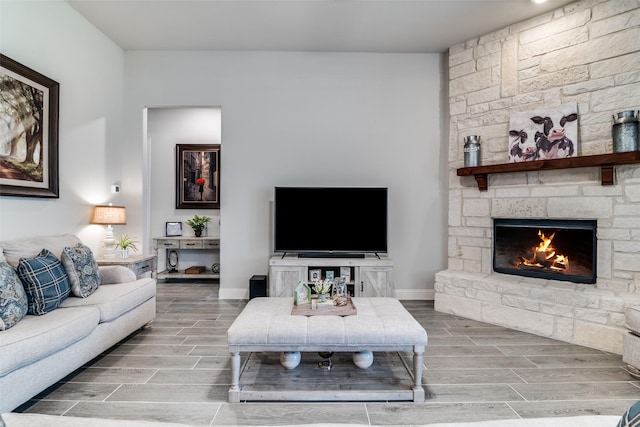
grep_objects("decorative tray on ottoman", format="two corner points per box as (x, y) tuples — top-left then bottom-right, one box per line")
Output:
(291, 297), (357, 316)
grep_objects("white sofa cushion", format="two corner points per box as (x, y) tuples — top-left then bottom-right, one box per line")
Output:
(0, 414), (624, 427)
(99, 265), (136, 284)
(423, 416), (622, 426)
(58, 279), (156, 323)
(0, 234), (81, 269)
(0, 306), (99, 376)
(1, 413), (194, 427)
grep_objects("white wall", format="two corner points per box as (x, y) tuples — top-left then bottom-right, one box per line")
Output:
(147, 107), (222, 271)
(0, 1), (124, 253)
(0, 2), (447, 299)
(123, 51), (445, 298)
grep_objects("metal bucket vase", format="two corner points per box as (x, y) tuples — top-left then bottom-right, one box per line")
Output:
(463, 135), (481, 167)
(612, 110), (639, 153)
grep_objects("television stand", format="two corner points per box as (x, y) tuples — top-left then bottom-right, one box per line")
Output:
(297, 252), (365, 259)
(269, 254), (393, 298)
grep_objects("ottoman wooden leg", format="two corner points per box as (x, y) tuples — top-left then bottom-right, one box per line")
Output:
(412, 350), (425, 403)
(229, 352), (241, 402)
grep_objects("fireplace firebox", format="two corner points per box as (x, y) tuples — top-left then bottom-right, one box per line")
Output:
(493, 218), (597, 284)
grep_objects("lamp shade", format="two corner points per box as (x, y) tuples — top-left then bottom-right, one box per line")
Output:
(90, 205), (127, 225)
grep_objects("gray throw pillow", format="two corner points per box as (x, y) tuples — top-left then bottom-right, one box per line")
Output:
(62, 243), (100, 298)
(0, 261), (28, 330)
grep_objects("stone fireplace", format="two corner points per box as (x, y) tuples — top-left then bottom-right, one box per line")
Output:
(435, 0), (640, 354)
(493, 218), (597, 284)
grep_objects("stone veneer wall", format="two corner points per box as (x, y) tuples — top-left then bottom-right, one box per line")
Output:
(435, 0), (640, 354)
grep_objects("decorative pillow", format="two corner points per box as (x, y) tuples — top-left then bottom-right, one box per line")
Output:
(17, 249), (71, 315)
(619, 400), (640, 427)
(0, 262), (28, 330)
(61, 243), (100, 298)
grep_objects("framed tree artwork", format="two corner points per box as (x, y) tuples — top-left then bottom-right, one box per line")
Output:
(176, 144), (220, 209)
(0, 54), (59, 198)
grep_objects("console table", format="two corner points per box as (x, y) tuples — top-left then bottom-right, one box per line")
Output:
(269, 255), (393, 298)
(152, 236), (220, 280)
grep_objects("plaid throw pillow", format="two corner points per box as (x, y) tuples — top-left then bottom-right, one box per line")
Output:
(17, 249), (71, 315)
(619, 400), (640, 427)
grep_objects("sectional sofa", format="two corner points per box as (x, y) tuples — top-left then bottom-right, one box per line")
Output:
(0, 234), (156, 413)
(0, 413), (627, 426)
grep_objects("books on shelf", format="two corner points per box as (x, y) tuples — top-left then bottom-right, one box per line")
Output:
(185, 265), (206, 274)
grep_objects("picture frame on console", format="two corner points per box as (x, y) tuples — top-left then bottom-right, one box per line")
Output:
(165, 221), (182, 237)
(0, 54), (59, 198)
(176, 144), (220, 209)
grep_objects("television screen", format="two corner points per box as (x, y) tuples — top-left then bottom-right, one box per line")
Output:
(274, 187), (388, 256)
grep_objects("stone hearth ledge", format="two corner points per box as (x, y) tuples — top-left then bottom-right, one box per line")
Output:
(434, 269), (640, 354)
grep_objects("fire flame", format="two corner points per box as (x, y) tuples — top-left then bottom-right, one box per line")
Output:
(521, 230), (569, 271)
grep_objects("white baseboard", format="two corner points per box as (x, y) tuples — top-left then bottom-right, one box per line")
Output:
(219, 288), (249, 300)
(392, 288), (434, 300)
(219, 288), (434, 300)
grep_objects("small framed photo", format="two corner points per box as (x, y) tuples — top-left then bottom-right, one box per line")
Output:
(340, 267), (351, 283)
(325, 270), (335, 282)
(309, 269), (321, 282)
(166, 222), (183, 237)
(294, 281), (311, 306)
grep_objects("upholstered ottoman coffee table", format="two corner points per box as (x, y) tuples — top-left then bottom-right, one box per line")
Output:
(227, 297), (428, 402)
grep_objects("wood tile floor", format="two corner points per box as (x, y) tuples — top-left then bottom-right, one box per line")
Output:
(15, 281), (640, 425)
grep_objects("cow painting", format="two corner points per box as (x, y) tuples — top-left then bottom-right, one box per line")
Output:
(507, 103), (578, 163)
(530, 112), (577, 159)
(508, 124), (540, 162)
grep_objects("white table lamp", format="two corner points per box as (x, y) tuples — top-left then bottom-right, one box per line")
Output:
(91, 204), (126, 258)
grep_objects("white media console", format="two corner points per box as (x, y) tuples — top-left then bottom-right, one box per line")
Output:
(268, 254), (393, 298)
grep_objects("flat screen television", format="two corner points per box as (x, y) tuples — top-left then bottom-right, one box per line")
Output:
(274, 187), (388, 257)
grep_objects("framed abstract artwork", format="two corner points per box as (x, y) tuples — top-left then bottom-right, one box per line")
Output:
(175, 144), (220, 209)
(0, 54), (59, 198)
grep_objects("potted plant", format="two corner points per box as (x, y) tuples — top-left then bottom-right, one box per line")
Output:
(185, 214), (211, 237)
(312, 280), (332, 302)
(115, 233), (139, 259)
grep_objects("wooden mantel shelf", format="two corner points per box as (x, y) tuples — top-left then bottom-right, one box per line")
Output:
(457, 151), (640, 191)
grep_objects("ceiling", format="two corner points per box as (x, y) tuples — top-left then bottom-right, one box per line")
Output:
(66, 0), (576, 53)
